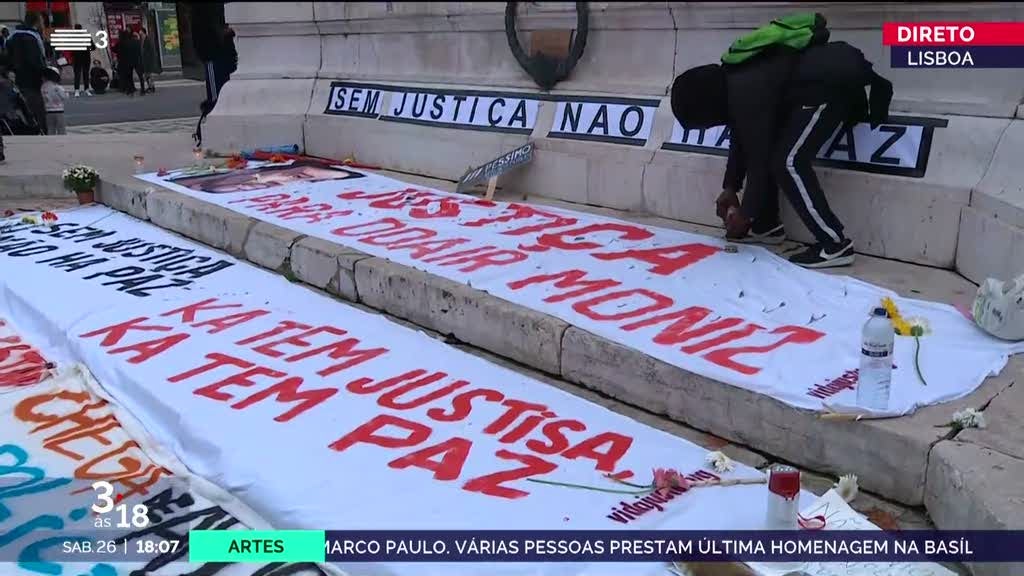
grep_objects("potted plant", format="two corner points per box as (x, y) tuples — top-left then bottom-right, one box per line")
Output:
(62, 165), (100, 205)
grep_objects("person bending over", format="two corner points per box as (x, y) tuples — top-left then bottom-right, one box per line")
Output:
(672, 40), (892, 268)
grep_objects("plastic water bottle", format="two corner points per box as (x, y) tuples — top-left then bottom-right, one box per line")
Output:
(858, 307), (894, 410)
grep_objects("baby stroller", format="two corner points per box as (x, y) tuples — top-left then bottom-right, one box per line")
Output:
(0, 76), (44, 135)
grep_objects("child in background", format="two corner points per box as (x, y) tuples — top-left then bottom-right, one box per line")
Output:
(41, 65), (66, 135)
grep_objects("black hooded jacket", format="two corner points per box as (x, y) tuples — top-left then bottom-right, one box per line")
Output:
(191, 2), (226, 62)
(722, 41), (893, 192)
(5, 25), (46, 91)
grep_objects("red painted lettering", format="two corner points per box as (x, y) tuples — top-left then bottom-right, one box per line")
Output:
(252, 326), (345, 358)
(562, 432), (633, 472)
(347, 370), (445, 395)
(524, 223), (654, 252)
(462, 449), (557, 499)
(483, 399), (548, 435)
(387, 238), (471, 260)
(704, 325), (824, 375)
(573, 289), (673, 322)
(498, 411), (555, 444)
(168, 352), (251, 383)
(462, 203), (576, 236)
(438, 249), (527, 273)
(378, 378), (470, 411)
(331, 218), (405, 237)
(426, 388), (505, 422)
(285, 335), (388, 377)
(191, 310), (271, 334)
(388, 437), (471, 481)
(328, 414), (431, 452)
(79, 317), (173, 347)
(358, 228), (437, 247)
(235, 320), (312, 346)
(160, 298), (241, 324)
(107, 333), (189, 364)
(193, 365), (284, 401)
(230, 193), (290, 206)
(506, 269), (620, 303)
(231, 376), (338, 422)
(592, 243), (720, 276)
(679, 323), (763, 354)
(525, 419), (587, 455)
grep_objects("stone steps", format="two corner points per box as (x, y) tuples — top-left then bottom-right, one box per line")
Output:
(91, 170), (1024, 576)
(3, 134), (1020, 576)
(2, 184), (969, 576)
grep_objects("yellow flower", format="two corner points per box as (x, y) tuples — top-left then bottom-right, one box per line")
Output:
(881, 297), (908, 334)
(881, 297), (900, 320)
(20, 215), (39, 225)
(893, 318), (912, 336)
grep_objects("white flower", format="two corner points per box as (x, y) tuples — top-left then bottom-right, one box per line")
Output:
(833, 474), (859, 502)
(905, 317), (932, 336)
(704, 451), (735, 473)
(952, 408), (985, 429)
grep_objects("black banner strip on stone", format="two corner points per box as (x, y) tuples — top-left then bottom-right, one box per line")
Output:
(377, 116), (534, 135)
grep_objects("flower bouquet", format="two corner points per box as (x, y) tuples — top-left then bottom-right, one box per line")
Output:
(62, 165), (100, 205)
(0, 211), (58, 234)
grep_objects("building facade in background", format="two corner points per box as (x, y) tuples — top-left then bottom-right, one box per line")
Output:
(3, 2), (186, 74)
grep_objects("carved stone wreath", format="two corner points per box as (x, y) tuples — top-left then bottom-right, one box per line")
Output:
(505, 2), (589, 90)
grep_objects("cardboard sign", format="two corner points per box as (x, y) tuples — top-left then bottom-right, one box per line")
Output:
(548, 97), (660, 146)
(661, 116), (947, 178)
(456, 142), (535, 194)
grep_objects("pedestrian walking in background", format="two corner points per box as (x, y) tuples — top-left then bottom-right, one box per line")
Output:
(131, 30), (146, 95)
(41, 65), (65, 134)
(0, 27), (9, 54)
(71, 24), (94, 97)
(140, 27), (161, 93)
(6, 12), (48, 134)
(118, 29), (141, 96)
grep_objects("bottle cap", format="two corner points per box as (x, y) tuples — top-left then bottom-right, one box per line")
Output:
(872, 307), (888, 317)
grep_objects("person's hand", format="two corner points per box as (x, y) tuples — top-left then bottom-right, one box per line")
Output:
(716, 188), (740, 221)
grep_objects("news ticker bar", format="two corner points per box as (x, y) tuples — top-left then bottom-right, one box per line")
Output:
(49, 530), (1024, 564)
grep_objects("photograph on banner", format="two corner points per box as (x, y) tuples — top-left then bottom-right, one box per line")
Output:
(0, 359), (324, 576)
(0, 207), (828, 576)
(167, 160), (366, 194)
(135, 165), (1024, 418)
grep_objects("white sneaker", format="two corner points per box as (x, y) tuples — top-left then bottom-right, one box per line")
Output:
(86, 89), (93, 96)
(74, 90), (80, 97)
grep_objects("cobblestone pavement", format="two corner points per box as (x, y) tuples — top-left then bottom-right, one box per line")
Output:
(67, 116), (199, 135)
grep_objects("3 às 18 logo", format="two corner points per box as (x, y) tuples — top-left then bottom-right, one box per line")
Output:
(92, 480), (150, 528)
